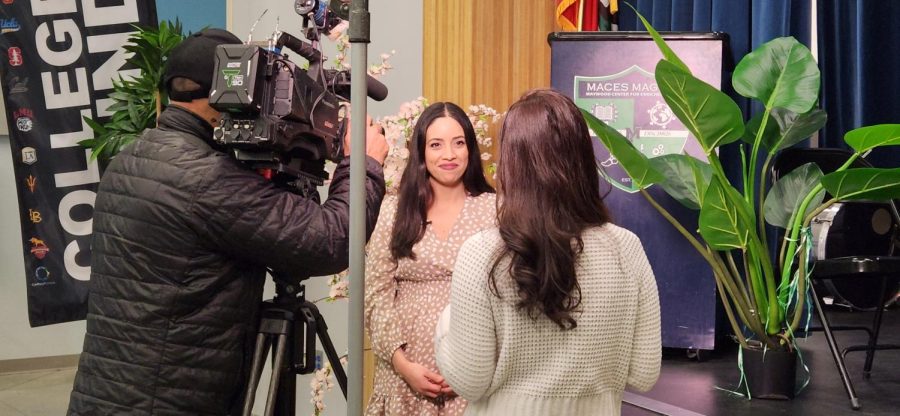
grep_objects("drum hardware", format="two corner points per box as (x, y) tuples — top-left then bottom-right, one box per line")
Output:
(809, 201), (900, 311)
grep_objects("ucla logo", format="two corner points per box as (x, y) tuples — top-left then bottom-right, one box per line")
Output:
(0, 18), (20, 34)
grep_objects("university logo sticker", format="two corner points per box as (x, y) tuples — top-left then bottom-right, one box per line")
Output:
(22, 147), (36, 164)
(8, 76), (28, 94)
(8, 46), (22, 66)
(25, 175), (36, 192)
(29, 237), (49, 260)
(34, 267), (51, 283)
(29, 208), (42, 224)
(0, 18), (20, 33)
(14, 108), (33, 132)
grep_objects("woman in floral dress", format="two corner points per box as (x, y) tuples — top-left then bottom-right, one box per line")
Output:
(365, 102), (495, 415)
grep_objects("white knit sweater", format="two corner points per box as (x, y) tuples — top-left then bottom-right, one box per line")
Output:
(434, 224), (661, 416)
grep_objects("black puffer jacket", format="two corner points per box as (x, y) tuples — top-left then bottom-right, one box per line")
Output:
(67, 106), (385, 415)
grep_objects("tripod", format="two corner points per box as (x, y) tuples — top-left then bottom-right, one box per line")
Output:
(241, 273), (347, 416)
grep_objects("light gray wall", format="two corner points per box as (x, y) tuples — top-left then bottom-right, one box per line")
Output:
(0, 134), (88, 361)
(229, 0), (423, 117)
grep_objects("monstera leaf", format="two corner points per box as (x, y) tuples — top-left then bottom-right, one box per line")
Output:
(655, 59), (745, 154)
(821, 168), (900, 200)
(744, 108), (828, 154)
(733, 37), (820, 113)
(648, 154), (713, 210)
(743, 112), (780, 150)
(843, 124), (900, 153)
(581, 108), (664, 189)
(764, 163), (825, 228)
(699, 176), (755, 251)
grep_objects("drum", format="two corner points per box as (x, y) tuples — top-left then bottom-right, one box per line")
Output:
(809, 201), (900, 310)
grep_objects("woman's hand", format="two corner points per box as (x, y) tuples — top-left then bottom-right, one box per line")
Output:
(439, 383), (457, 398)
(392, 349), (445, 398)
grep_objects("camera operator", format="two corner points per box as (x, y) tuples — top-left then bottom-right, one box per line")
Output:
(67, 28), (388, 415)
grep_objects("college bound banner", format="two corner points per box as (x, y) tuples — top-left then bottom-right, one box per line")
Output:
(1, 0), (157, 326)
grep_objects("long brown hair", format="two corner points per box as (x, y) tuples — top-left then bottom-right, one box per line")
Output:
(492, 89), (611, 330)
(391, 102), (494, 260)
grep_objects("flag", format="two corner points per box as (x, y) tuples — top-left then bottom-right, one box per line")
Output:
(582, 0), (599, 31)
(556, 0), (580, 31)
(599, 0), (619, 31)
(557, 0), (618, 32)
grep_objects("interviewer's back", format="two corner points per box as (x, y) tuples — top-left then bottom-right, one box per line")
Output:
(439, 224), (659, 415)
(434, 88), (661, 415)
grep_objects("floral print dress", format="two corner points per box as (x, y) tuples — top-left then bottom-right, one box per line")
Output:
(365, 192), (496, 415)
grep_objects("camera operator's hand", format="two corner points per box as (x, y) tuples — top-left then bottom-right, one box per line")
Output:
(344, 115), (389, 165)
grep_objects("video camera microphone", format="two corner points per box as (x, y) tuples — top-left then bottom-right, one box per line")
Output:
(324, 69), (389, 102)
(274, 32), (388, 101)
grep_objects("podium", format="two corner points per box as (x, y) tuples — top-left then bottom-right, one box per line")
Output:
(550, 32), (727, 350)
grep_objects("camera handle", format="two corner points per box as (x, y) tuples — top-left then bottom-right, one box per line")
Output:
(241, 274), (347, 416)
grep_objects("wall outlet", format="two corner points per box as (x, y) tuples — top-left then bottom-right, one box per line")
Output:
(315, 349), (324, 370)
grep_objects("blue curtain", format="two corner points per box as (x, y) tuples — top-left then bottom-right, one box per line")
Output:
(617, 0), (811, 97)
(616, 0), (812, 180)
(818, 0), (900, 167)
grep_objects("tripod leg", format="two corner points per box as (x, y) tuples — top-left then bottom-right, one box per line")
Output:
(312, 305), (348, 397)
(265, 334), (290, 416)
(243, 333), (273, 416)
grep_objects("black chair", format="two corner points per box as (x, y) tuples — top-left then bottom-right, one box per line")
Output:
(772, 148), (900, 411)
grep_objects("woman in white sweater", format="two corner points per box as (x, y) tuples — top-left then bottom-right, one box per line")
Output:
(435, 88), (661, 416)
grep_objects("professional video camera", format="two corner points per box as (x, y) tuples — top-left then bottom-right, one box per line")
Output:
(208, 0), (386, 197)
(209, 3), (383, 412)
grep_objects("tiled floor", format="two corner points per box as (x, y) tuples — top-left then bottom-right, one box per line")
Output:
(0, 365), (325, 416)
(0, 367), (76, 416)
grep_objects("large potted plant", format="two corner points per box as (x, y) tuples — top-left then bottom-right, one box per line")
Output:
(581, 10), (900, 399)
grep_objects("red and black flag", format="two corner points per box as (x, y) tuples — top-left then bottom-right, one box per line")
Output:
(556, 0), (618, 31)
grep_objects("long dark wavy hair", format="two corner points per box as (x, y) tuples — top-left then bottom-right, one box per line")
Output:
(390, 102), (494, 260)
(491, 89), (611, 330)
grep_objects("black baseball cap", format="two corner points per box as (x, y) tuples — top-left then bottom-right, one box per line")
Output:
(164, 28), (242, 102)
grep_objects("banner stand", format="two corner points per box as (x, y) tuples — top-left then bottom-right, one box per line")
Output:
(550, 31), (727, 351)
(1, 2), (157, 326)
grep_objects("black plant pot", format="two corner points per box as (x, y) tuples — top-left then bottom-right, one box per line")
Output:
(741, 346), (797, 400)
